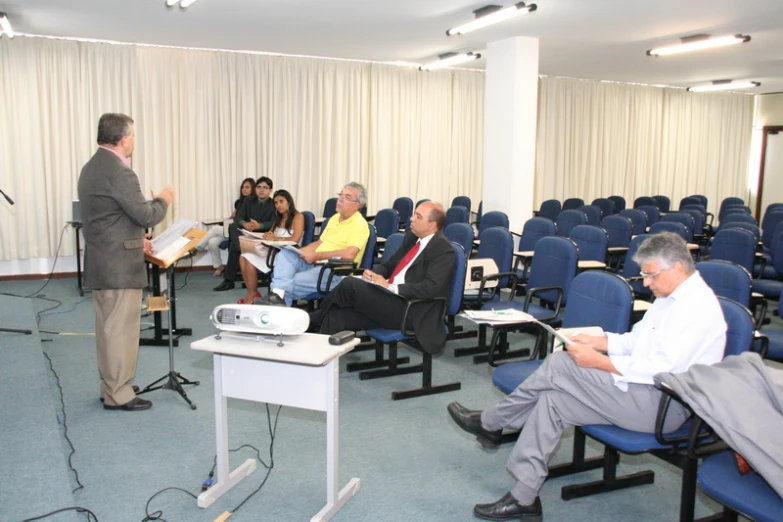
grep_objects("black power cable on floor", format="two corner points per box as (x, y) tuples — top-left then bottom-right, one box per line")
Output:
(21, 505), (98, 521)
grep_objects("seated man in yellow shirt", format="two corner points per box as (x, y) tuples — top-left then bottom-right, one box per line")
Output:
(257, 182), (369, 306)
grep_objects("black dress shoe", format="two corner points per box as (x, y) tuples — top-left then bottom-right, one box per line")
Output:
(213, 279), (235, 291)
(255, 293), (287, 306)
(100, 385), (140, 403)
(474, 493), (542, 521)
(104, 397), (153, 411)
(447, 402), (502, 448)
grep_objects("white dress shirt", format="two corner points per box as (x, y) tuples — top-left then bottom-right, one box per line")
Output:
(605, 271), (727, 391)
(387, 233), (434, 295)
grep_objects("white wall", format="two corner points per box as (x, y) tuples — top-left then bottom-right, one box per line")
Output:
(756, 93), (783, 127)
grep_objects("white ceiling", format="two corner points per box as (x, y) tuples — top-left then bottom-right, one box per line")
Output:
(3, 0), (783, 93)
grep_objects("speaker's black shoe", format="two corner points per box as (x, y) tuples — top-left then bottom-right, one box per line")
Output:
(213, 280), (235, 291)
(474, 493), (542, 521)
(103, 397), (153, 412)
(447, 402), (502, 448)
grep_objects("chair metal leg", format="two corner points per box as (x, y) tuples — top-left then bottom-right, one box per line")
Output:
(546, 428), (605, 479)
(560, 445), (655, 500)
(345, 340), (410, 372)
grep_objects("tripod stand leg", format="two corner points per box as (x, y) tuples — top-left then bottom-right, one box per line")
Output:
(174, 371), (200, 386)
(0, 328), (33, 335)
(163, 372), (197, 410)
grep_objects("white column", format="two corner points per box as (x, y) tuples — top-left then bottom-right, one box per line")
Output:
(482, 37), (539, 233)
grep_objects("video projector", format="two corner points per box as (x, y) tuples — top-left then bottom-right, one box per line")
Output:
(210, 304), (310, 336)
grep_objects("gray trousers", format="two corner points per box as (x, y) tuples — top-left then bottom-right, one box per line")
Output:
(481, 352), (688, 504)
(93, 288), (142, 406)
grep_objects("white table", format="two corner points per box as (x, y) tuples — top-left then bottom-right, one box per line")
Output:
(191, 332), (361, 521)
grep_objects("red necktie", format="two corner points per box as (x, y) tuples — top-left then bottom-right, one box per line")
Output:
(388, 240), (421, 284)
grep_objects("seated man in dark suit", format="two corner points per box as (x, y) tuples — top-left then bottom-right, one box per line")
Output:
(316, 201), (456, 355)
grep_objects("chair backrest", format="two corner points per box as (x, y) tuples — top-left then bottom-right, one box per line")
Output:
(447, 242), (468, 317)
(680, 208), (705, 235)
(762, 202), (783, 224)
(562, 198), (584, 211)
(761, 211), (783, 249)
(443, 222), (474, 256)
(710, 228), (756, 273)
(538, 199), (561, 221)
(770, 226), (783, 274)
(416, 198), (430, 208)
(591, 198), (615, 219)
(380, 232), (405, 263)
(649, 221), (688, 241)
(608, 195), (626, 213)
(660, 213), (694, 241)
(721, 212), (757, 227)
(652, 195), (671, 213)
(718, 297), (755, 357)
(373, 208), (400, 239)
(451, 196), (471, 212)
(392, 197), (414, 227)
(569, 224), (608, 263)
(633, 196), (657, 209)
(601, 215), (632, 248)
(688, 194), (708, 210)
(719, 197), (745, 216)
(621, 234), (652, 297)
(358, 224), (378, 270)
(478, 211), (510, 237)
(322, 197), (338, 219)
(618, 208), (647, 236)
(475, 227), (514, 287)
(301, 211), (316, 246)
(697, 260), (751, 308)
(679, 196), (702, 210)
(518, 217), (556, 252)
(718, 221), (761, 242)
(445, 205), (469, 227)
(562, 271), (634, 333)
(527, 236), (579, 305)
(556, 209), (587, 237)
(720, 205), (751, 222)
(578, 205), (602, 226)
(637, 204), (661, 226)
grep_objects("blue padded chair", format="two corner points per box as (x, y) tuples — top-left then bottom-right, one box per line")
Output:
(721, 213), (757, 227)
(601, 215), (632, 270)
(696, 450), (783, 522)
(679, 196), (702, 209)
(721, 204), (751, 219)
(513, 218), (556, 281)
(660, 213), (694, 242)
(680, 208), (707, 239)
(709, 228), (756, 275)
(752, 228), (783, 298)
(650, 221), (688, 241)
(322, 197), (338, 219)
(478, 211), (510, 239)
(300, 211), (316, 247)
(445, 205), (469, 227)
(697, 260), (751, 309)
(633, 196), (657, 209)
(653, 195), (671, 213)
(462, 227), (514, 310)
(357, 242), (466, 400)
(372, 208), (400, 258)
(591, 198), (614, 219)
(618, 208), (647, 236)
(415, 198), (430, 208)
(762, 202), (783, 224)
(719, 197), (744, 218)
(719, 221), (761, 243)
(548, 297), (756, 522)
(479, 236), (578, 366)
(443, 222), (474, 257)
(569, 224), (608, 264)
(451, 196), (471, 213)
(688, 194), (708, 210)
(608, 195), (626, 213)
(578, 204), (602, 226)
(621, 234), (652, 299)
(392, 197), (414, 229)
(637, 204), (661, 226)
(562, 198), (584, 211)
(555, 209), (587, 238)
(378, 233), (404, 262)
(761, 211), (783, 251)
(492, 270), (633, 394)
(537, 199), (561, 221)
(759, 294), (783, 362)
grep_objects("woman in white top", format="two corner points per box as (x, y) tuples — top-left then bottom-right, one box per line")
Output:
(238, 189), (305, 304)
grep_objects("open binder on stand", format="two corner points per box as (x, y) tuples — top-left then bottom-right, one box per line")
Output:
(137, 220), (206, 409)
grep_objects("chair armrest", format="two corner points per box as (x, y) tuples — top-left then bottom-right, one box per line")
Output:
(316, 259), (358, 293)
(654, 381), (721, 455)
(472, 271), (520, 304)
(398, 297), (448, 338)
(754, 331), (770, 359)
(523, 285), (563, 323)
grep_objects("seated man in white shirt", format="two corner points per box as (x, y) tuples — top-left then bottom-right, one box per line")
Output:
(446, 232), (727, 521)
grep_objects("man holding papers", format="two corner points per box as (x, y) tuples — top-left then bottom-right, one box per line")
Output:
(315, 201), (455, 354)
(447, 232), (726, 521)
(78, 113), (174, 412)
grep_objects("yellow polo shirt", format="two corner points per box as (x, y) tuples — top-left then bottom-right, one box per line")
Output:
(317, 211), (369, 263)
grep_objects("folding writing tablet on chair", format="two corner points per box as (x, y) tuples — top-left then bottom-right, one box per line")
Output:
(465, 258), (499, 290)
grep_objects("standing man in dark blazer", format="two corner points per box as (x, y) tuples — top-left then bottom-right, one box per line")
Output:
(317, 201), (456, 354)
(78, 113), (174, 412)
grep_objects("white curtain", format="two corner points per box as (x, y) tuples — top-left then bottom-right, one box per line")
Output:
(0, 36), (485, 261)
(536, 76), (754, 210)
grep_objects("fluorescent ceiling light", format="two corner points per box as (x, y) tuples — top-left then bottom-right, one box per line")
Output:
(0, 12), (14, 38)
(447, 3), (537, 36)
(166, 0), (200, 8)
(647, 34), (750, 56)
(687, 80), (760, 92)
(420, 52), (481, 71)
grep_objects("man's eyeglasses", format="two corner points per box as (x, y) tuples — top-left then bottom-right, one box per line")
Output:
(640, 268), (668, 281)
(337, 192), (358, 203)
